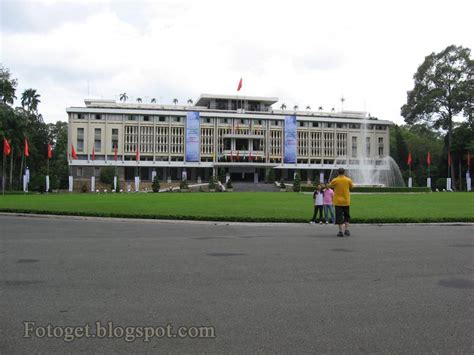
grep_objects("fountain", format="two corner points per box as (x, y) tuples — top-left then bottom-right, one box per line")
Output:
(329, 123), (405, 187)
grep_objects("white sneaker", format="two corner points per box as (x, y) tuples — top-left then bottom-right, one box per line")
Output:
(319, 221), (322, 225)
(325, 221), (328, 224)
(309, 221), (314, 224)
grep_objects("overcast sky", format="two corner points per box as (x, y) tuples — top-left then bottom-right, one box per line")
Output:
(1, 0), (473, 124)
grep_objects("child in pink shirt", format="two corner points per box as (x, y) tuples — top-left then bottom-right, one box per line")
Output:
(323, 185), (335, 224)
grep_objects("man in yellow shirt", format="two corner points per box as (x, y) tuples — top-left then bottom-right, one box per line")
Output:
(327, 168), (354, 237)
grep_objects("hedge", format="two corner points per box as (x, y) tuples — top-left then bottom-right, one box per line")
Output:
(1, 208), (472, 224)
(300, 186), (431, 193)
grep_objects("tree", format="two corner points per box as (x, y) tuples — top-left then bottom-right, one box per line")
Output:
(152, 175), (160, 192)
(280, 103), (286, 110)
(293, 105), (299, 111)
(305, 105), (311, 110)
(136, 97), (142, 103)
(450, 121), (474, 190)
(401, 45), (473, 187)
(21, 89), (41, 113)
(187, 99), (193, 105)
(293, 173), (301, 192)
(151, 98), (156, 104)
(0, 66), (17, 105)
(318, 106), (323, 112)
(173, 98), (178, 105)
(119, 93), (128, 102)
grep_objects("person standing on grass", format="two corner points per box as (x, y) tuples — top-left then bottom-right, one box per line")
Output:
(327, 168), (354, 237)
(322, 184), (335, 224)
(310, 185), (325, 224)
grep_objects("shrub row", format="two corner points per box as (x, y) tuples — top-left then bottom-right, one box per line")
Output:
(300, 186), (431, 193)
(1, 208), (472, 223)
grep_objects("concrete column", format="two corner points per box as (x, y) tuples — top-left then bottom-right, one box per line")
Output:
(254, 172), (258, 183)
(408, 177), (413, 188)
(446, 178), (452, 191)
(135, 176), (140, 192)
(427, 177), (431, 189)
(68, 176), (73, 192)
(91, 176), (95, 192)
(319, 171), (324, 184)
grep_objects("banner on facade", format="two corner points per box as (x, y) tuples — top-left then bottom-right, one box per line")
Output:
(284, 115), (297, 163)
(185, 111), (200, 162)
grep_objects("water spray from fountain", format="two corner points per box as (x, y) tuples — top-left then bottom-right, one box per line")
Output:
(329, 121), (405, 187)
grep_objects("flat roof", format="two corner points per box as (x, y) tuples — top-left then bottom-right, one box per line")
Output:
(195, 94), (279, 107)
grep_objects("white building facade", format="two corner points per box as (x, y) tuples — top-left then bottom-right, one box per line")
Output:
(67, 94), (392, 184)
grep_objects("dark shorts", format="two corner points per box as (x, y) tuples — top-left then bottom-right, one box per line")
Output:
(335, 206), (350, 224)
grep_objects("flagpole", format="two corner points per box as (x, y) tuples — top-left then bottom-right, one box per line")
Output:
(2, 152), (5, 195)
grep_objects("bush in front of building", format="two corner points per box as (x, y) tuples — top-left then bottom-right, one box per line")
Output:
(180, 179), (189, 191)
(208, 177), (216, 191)
(299, 185), (431, 193)
(100, 167), (115, 184)
(152, 175), (160, 192)
(293, 173), (301, 192)
(218, 168), (226, 183)
(81, 183), (88, 193)
(280, 179), (286, 191)
(265, 169), (275, 184)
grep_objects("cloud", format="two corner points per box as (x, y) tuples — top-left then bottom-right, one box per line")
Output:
(1, 0), (473, 124)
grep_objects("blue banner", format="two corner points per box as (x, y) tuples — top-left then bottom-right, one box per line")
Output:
(284, 115), (297, 163)
(185, 111), (200, 162)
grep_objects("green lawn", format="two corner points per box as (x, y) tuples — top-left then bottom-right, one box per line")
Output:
(0, 192), (473, 223)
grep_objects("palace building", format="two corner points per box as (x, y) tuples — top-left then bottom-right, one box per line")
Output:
(67, 94), (392, 185)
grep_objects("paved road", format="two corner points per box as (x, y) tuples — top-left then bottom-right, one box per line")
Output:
(1, 215), (473, 354)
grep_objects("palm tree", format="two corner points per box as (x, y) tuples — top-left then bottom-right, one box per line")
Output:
(151, 98), (156, 104)
(173, 98), (178, 105)
(318, 106), (323, 112)
(119, 93), (128, 102)
(293, 105), (299, 111)
(280, 103), (286, 110)
(331, 107), (335, 112)
(0, 66), (17, 105)
(21, 88), (41, 113)
(305, 105), (311, 111)
(187, 99), (193, 105)
(136, 97), (142, 103)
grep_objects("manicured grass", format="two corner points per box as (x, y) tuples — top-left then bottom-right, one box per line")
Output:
(0, 192), (473, 223)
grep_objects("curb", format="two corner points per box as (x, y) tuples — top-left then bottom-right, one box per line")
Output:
(0, 212), (473, 227)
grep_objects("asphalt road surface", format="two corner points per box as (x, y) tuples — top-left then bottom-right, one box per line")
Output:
(1, 214), (473, 354)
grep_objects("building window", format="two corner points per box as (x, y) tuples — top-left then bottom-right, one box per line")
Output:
(159, 116), (167, 122)
(205, 118), (211, 124)
(77, 113), (85, 119)
(352, 136), (357, 158)
(94, 167), (100, 177)
(94, 128), (101, 151)
(253, 139), (262, 151)
(220, 118), (228, 124)
(312, 122), (319, 128)
(95, 114), (102, 120)
(143, 116), (150, 122)
(349, 123), (360, 129)
(77, 167), (83, 177)
(77, 128), (84, 152)
(366, 137), (371, 156)
(324, 123), (334, 128)
(111, 128), (119, 148)
(299, 121), (305, 127)
(378, 137), (384, 156)
(336, 123), (347, 129)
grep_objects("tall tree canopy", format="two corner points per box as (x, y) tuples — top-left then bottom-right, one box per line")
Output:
(401, 45), (473, 186)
